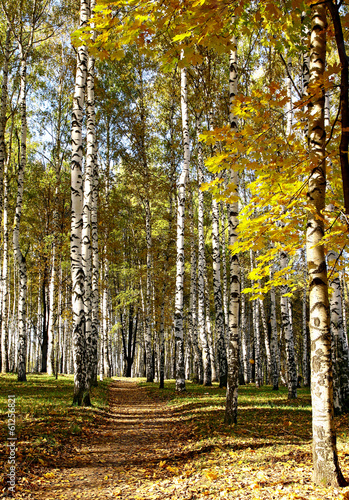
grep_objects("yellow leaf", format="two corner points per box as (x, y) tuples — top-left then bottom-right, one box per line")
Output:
(206, 471), (218, 481)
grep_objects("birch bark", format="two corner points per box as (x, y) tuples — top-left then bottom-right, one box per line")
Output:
(197, 123), (211, 386)
(0, 29), (10, 373)
(302, 259), (310, 387)
(225, 38), (240, 423)
(280, 250), (297, 399)
(144, 198), (154, 382)
(307, 3), (346, 486)
(82, 2), (97, 401)
(14, 45), (28, 382)
(71, 0), (89, 404)
(189, 193), (203, 383)
(174, 61), (189, 392)
(328, 248), (349, 414)
(269, 275), (280, 390)
(212, 196), (227, 387)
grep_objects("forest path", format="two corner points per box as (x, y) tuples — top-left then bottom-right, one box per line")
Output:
(32, 380), (195, 499)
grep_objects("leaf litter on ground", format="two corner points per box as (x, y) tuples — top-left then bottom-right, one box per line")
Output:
(1, 375), (349, 499)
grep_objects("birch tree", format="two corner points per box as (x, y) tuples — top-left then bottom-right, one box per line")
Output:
(0, 28), (11, 373)
(71, 0), (89, 405)
(197, 124), (211, 386)
(174, 60), (190, 392)
(82, 0), (98, 402)
(306, 3), (346, 486)
(225, 37), (240, 424)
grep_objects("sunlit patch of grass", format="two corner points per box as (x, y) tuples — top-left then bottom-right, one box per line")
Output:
(139, 378), (349, 499)
(0, 373), (112, 477)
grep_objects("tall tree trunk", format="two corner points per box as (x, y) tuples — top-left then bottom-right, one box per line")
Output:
(280, 250), (297, 399)
(40, 263), (48, 372)
(0, 32), (9, 360)
(174, 61), (189, 392)
(307, 3), (346, 487)
(225, 38), (240, 424)
(328, 248), (349, 414)
(220, 203), (229, 331)
(197, 127), (211, 386)
(302, 258), (310, 387)
(144, 198), (153, 382)
(100, 263), (110, 378)
(47, 249), (56, 375)
(71, 0), (89, 405)
(82, 7), (97, 402)
(212, 196), (227, 387)
(1, 164), (9, 374)
(189, 193), (203, 383)
(327, 1), (349, 215)
(269, 275), (280, 390)
(14, 47), (28, 382)
(89, 0), (99, 388)
(302, 11), (310, 141)
(240, 271), (250, 384)
(1, 52), (12, 371)
(250, 250), (262, 387)
(204, 266), (216, 382)
(259, 296), (271, 384)
(91, 104), (99, 387)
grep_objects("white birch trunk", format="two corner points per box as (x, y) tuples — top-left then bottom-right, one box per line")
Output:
(259, 296), (272, 384)
(0, 37), (10, 366)
(82, 23), (96, 401)
(269, 275), (280, 390)
(84, 0), (98, 395)
(100, 263), (110, 378)
(189, 194), (203, 382)
(1, 160), (9, 373)
(71, 0), (89, 404)
(220, 203), (229, 331)
(0, 27), (10, 231)
(197, 129), (211, 386)
(250, 250), (262, 387)
(204, 267), (217, 381)
(302, 260), (310, 387)
(240, 271), (250, 384)
(144, 198), (153, 382)
(174, 61), (189, 392)
(91, 115), (99, 386)
(47, 249), (56, 375)
(225, 38), (240, 423)
(307, 4), (346, 486)
(328, 249), (349, 414)
(212, 196), (227, 387)
(302, 11), (310, 141)
(280, 250), (297, 399)
(14, 47), (28, 382)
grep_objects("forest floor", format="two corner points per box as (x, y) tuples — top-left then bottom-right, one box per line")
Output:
(1, 376), (349, 500)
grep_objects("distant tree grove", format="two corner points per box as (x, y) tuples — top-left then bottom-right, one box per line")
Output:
(0, 0), (349, 488)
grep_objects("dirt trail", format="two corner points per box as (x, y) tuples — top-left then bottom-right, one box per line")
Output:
(31, 380), (194, 499)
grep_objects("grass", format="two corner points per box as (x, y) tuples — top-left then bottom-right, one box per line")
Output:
(0, 373), (111, 484)
(1, 375), (349, 499)
(138, 379), (349, 499)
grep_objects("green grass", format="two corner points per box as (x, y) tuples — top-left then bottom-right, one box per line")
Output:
(139, 379), (316, 446)
(0, 374), (111, 470)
